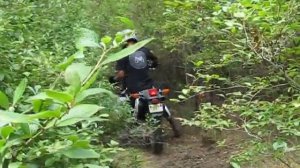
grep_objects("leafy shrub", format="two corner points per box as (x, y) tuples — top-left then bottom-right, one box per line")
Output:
(162, 0), (300, 166)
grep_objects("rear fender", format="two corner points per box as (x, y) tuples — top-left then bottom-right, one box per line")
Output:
(133, 98), (140, 118)
(163, 105), (171, 119)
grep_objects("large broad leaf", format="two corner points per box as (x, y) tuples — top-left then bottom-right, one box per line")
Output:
(76, 28), (100, 49)
(56, 104), (103, 127)
(46, 90), (73, 103)
(0, 110), (32, 124)
(75, 88), (113, 103)
(0, 91), (9, 109)
(62, 148), (100, 159)
(101, 38), (154, 65)
(65, 65), (81, 96)
(65, 63), (92, 84)
(13, 78), (27, 106)
(116, 16), (135, 29)
(0, 121), (7, 127)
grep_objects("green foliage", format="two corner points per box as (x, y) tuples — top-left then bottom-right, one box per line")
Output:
(162, 0), (300, 166)
(182, 103), (234, 130)
(13, 79), (28, 106)
(0, 1), (153, 165)
(101, 38), (155, 65)
(1, 0), (299, 166)
(0, 91), (9, 110)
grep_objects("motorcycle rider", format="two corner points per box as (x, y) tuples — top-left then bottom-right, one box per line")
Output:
(110, 30), (181, 137)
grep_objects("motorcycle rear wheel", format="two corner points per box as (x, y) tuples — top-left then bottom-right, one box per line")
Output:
(151, 128), (164, 154)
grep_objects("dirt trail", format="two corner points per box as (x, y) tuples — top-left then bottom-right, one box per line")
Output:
(140, 126), (243, 168)
(139, 127), (298, 168)
(119, 103), (299, 168)
(137, 99), (239, 168)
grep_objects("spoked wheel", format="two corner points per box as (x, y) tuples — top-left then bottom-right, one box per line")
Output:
(150, 127), (164, 154)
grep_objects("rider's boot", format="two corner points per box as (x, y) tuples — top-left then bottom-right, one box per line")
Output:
(167, 117), (182, 138)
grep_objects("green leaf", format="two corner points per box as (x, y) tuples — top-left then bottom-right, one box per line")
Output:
(0, 110), (32, 124)
(233, 12), (245, 18)
(0, 126), (14, 139)
(13, 78), (27, 106)
(292, 100), (300, 108)
(27, 92), (51, 102)
(75, 88), (113, 103)
(29, 109), (61, 119)
(84, 164), (103, 168)
(76, 28), (100, 49)
(178, 95), (186, 99)
(0, 139), (5, 148)
(109, 140), (119, 146)
(74, 50), (84, 59)
(32, 100), (42, 113)
(62, 148), (100, 159)
(0, 71), (5, 81)
(170, 99), (180, 103)
(182, 89), (189, 95)
(116, 16), (135, 29)
(0, 91), (9, 109)
(231, 92), (242, 96)
(101, 38), (154, 65)
(65, 64), (82, 96)
(46, 90), (73, 103)
(56, 104), (103, 127)
(230, 162), (241, 168)
(56, 55), (75, 71)
(101, 36), (112, 45)
(20, 123), (31, 136)
(8, 162), (22, 168)
(194, 60), (204, 67)
(225, 20), (235, 27)
(65, 63), (92, 84)
(273, 140), (288, 151)
(81, 69), (100, 91)
(72, 140), (90, 148)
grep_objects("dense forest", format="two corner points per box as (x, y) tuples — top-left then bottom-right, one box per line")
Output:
(0, 0), (299, 168)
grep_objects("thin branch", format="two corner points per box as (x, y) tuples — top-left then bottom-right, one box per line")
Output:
(180, 85), (249, 102)
(82, 47), (113, 86)
(242, 119), (262, 140)
(277, 158), (292, 168)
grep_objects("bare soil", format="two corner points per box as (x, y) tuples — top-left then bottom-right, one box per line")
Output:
(140, 126), (299, 168)
(141, 127), (239, 168)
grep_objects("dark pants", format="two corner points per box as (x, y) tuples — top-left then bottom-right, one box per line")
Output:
(130, 98), (150, 121)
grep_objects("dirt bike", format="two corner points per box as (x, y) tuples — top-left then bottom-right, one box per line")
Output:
(119, 87), (172, 154)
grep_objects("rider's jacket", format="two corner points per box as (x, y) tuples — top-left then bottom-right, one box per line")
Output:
(116, 47), (158, 93)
